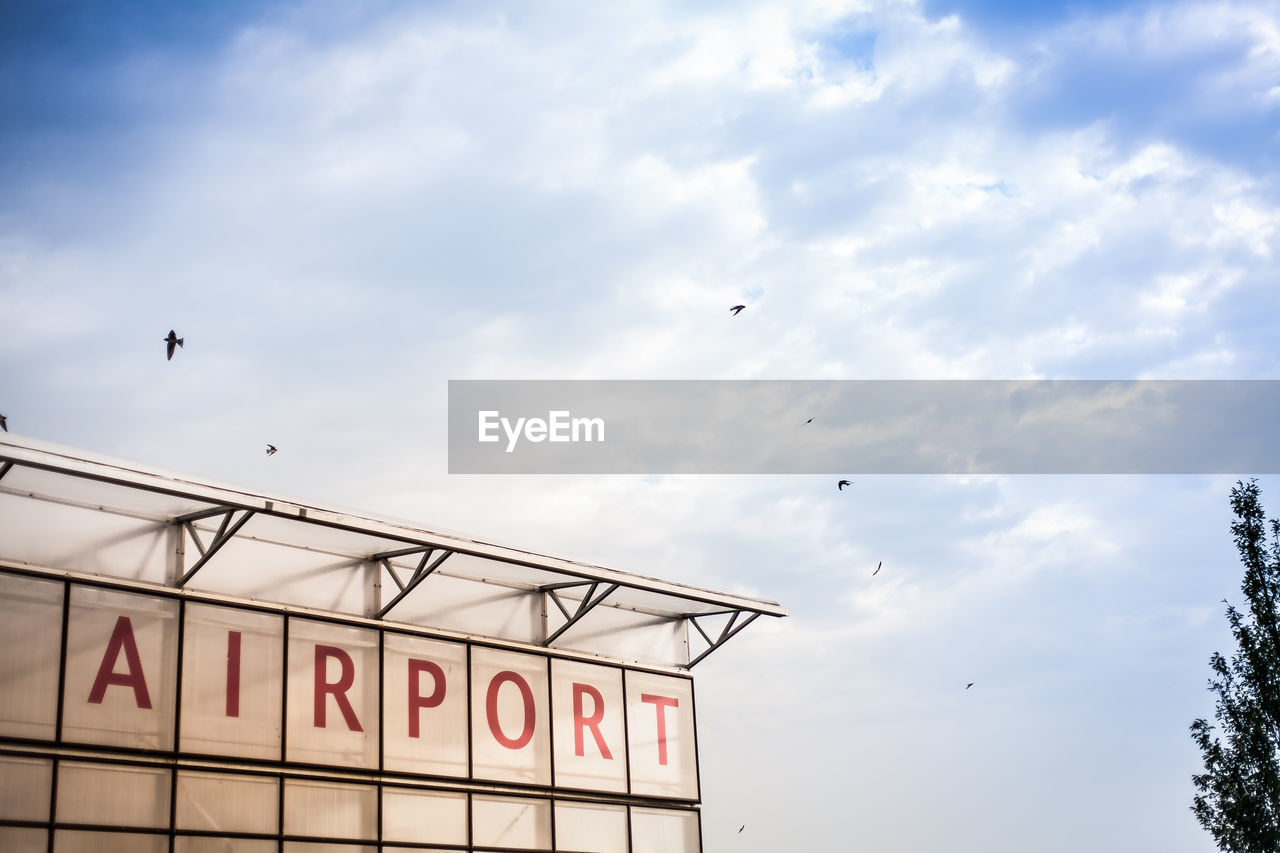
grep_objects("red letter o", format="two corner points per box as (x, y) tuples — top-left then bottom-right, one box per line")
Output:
(486, 670), (536, 749)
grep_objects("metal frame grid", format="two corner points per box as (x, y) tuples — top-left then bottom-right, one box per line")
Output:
(0, 566), (705, 853)
(2, 754), (701, 852)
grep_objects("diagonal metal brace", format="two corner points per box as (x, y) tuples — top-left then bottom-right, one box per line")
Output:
(370, 545), (441, 593)
(177, 506), (246, 562)
(377, 549), (453, 619)
(688, 608), (741, 646)
(178, 509), (255, 586)
(0, 461), (13, 483)
(370, 545), (437, 594)
(546, 588), (575, 621)
(544, 582), (619, 646)
(687, 609), (761, 668)
(543, 580), (597, 621)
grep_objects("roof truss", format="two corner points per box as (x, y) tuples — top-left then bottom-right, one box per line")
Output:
(687, 609), (762, 668)
(542, 580), (621, 647)
(177, 507), (257, 587)
(373, 546), (455, 619)
(0, 437), (785, 668)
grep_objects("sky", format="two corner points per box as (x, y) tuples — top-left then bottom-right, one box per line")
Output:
(3, 0), (1280, 850)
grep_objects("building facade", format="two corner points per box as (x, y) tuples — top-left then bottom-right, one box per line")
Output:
(0, 437), (784, 852)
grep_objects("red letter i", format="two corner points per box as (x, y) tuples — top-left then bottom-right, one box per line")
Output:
(226, 631), (242, 717)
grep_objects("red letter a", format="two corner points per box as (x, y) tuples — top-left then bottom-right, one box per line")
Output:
(88, 616), (153, 709)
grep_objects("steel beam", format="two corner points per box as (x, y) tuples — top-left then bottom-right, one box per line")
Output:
(177, 509), (255, 587)
(376, 549), (453, 619)
(1, 441), (787, 619)
(544, 582), (619, 646)
(687, 610), (761, 668)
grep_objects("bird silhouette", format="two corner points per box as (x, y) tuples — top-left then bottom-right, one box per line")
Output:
(738, 825), (745, 833)
(266, 444), (278, 456)
(838, 479), (851, 490)
(966, 682), (974, 690)
(872, 561), (882, 576)
(730, 304), (746, 315)
(803, 417), (813, 425)
(164, 330), (184, 361)
(0, 414), (6, 432)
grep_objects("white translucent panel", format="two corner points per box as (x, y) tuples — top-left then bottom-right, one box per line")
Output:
(470, 647), (550, 785)
(286, 619), (379, 768)
(181, 604), (284, 759)
(471, 794), (552, 850)
(382, 633), (468, 777)
(386, 556), (544, 644)
(0, 463), (211, 519)
(177, 838), (278, 853)
(61, 587), (179, 749)
(283, 844), (377, 853)
(54, 829), (169, 853)
(0, 438), (778, 676)
(550, 660), (627, 793)
(630, 807), (701, 853)
(175, 770), (279, 834)
(0, 492), (170, 587)
(56, 761), (171, 828)
(553, 598), (691, 668)
(283, 778), (377, 840)
(0, 826), (47, 853)
(181, 524), (368, 616)
(555, 801), (628, 853)
(0, 755), (52, 820)
(625, 670), (699, 800)
(0, 573), (63, 739)
(381, 786), (468, 845)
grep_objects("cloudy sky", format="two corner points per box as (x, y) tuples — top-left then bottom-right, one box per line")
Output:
(4, 0), (1280, 849)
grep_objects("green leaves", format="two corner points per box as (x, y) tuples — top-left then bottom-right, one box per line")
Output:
(1192, 480), (1280, 853)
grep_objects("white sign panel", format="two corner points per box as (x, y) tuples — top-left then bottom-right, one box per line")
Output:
(286, 619), (379, 768)
(551, 658), (628, 793)
(382, 632), (469, 777)
(0, 572), (703, 807)
(469, 646), (551, 786)
(625, 669), (700, 800)
(62, 586), (179, 750)
(180, 604), (283, 759)
(0, 574), (62, 740)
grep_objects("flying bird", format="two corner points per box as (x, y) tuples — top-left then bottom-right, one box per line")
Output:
(803, 417), (813, 425)
(872, 561), (882, 576)
(730, 304), (746, 315)
(837, 479), (851, 490)
(738, 826), (745, 834)
(266, 444), (278, 456)
(966, 682), (974, 690)
(0, 414), (6, 432)
(164, 330), (184, 361)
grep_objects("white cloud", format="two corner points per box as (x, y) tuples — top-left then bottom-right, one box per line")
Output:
(6, 3), (1280, 850)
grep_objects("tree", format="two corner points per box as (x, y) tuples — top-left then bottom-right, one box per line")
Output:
(1191, 480), (1280, 852)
